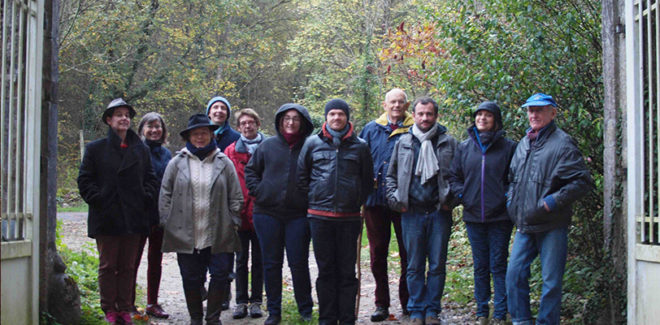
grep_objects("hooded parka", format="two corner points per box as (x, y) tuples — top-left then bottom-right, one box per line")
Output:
(245, 104), (314, 221)
(449, 127), (517, 223)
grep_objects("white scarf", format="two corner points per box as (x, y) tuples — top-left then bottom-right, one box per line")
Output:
(411, 123), (439, 185)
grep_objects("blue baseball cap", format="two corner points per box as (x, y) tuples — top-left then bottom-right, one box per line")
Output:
(521, 93), (558, 108)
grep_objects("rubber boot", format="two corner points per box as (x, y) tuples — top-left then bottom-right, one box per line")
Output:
(183, 285), (204, 325)
(205, 280), (225, 325)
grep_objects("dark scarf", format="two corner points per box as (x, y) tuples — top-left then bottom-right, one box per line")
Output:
(145, 139), (162, 148)
(186, 138), (218, 160)
(282, 131), (303, 148)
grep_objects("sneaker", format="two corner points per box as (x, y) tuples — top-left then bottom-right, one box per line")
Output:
(233, 303), (248, 319)
(371, 306), (389, 322)
(425, 315), (441, 324)
(264, 314), (281, 325)
(476, 316), (488, 325)
(300, 313), (312, 322)
(104, 312), (119, 324)
(249, 302), (263, 318)
(118, 311), (134, 325)
(409, 317), (424, 325)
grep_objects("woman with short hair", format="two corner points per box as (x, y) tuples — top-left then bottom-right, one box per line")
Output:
(78, 98), (159, 325)
(159, 114), (243, 325)
(448, 101), (517, 325)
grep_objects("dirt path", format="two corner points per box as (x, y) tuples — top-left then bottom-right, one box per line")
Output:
(59, 212), (472, 324)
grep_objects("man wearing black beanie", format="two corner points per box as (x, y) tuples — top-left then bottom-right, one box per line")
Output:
(298, 98), (374, 325)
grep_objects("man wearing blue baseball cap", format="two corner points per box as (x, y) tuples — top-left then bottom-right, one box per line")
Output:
(505, 93), (592, 324)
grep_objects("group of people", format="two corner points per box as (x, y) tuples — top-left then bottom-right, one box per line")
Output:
(77, 88), (591, 325)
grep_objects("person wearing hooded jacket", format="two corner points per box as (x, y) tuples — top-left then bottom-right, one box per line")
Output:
(77, 98), (159, 325)
(448, 101), (516, 325)
(245, 103), (315, 325)
(206, 96), (241, 152)
(297, 99), (374, 325)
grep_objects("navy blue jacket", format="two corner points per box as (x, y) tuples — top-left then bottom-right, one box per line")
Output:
(215, 126), (240, 152)
(145, 141), (172, 226)
(448, 127), (517, 223)
(359, 112), (413, 207)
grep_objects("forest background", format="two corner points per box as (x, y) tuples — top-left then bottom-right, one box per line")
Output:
(56, 0), (622, 323)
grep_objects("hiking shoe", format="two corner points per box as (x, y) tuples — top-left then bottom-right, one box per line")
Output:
(426, 315), (442, 324)
(476, 316), (488, 325)
(233, 303), (248, 319)
(409, 317), (424, 325)
(491, 318), (506, 325)
(118, 312), (134, 325)
(371, 306), (389, 322)
(264, 314), (281, 325)
(146, 304), (169, 319)
(249, 302), (263, 318)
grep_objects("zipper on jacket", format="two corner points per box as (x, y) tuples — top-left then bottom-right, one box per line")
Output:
(334, 147), (339, 213)
(481, 154), (486, 222)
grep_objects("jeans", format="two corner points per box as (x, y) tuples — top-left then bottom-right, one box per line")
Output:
(506, 226), (568, 325)
(177, 248), (233, 292)
(235, 229), (263, 304)
(309, 218), (362, 325)
(253, 214), (313, 317)
(401, 209), (452, 320)
(363, 205), (409, 310)
(465, 221), (513, 320)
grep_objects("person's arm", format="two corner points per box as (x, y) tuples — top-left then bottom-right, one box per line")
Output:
(359, 144), (375, 205)
(296, 138), (314, 193)
(158, 157), (178, 226)
(224, 157), (245, 227)
(244, 146), (264, 197)
(541, 142), (593, 212)
(77, 143), (102, 205)
(385, 142), (404, 212)
(447, 144), (465, 205)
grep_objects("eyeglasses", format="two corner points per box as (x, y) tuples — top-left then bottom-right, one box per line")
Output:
(283, 117), (301, 123)
(239, 120), (257, 126)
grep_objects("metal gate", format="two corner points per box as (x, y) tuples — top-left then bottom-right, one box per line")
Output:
(1, 0), (44, 323)
(627, 0), (660, 323)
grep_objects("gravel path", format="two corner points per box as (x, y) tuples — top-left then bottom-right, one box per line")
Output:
(58, 212), (473, 324)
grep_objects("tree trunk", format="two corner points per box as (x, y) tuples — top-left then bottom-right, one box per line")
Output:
(41, 0), (82, 323)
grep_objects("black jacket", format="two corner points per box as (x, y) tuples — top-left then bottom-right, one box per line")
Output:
(297, 123), (374, 220)
(449, 127), (517, 223)
(78, 129), (159, 238)
(506, 122), (592, 233)
(245, 104), (314, 221)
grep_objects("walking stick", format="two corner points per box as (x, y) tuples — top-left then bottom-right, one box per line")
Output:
(355, 215), (364, 318)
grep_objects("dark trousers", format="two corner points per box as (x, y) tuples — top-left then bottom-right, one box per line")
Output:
(309, 218), (362, 325)
(363, 205), (409, 310)
(96, 234), (142, 313)
(235, 229), (263, 304)
(253, 214), (313, 317)
(177, 248), (232, 293)
(131, 226), (165, 306)
(466, 220), (513, 320)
